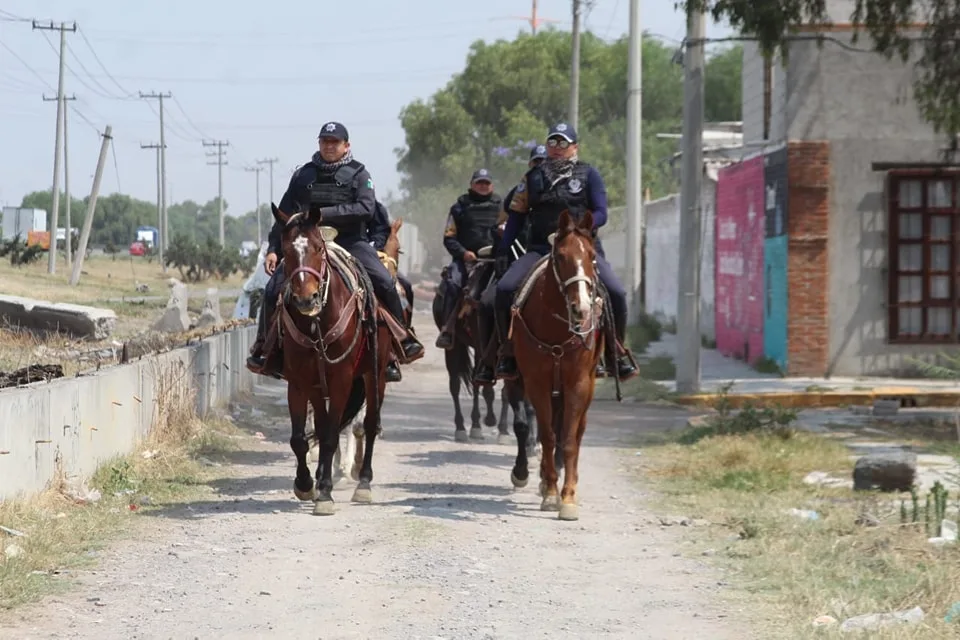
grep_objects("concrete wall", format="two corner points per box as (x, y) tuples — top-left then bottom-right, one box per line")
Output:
(763, 147), (790, 369)
(741, 42), (787, 146)
(784, 34), (947, 375)
(397, 221), (425, 276)
(0, 325), (257, 501)
(640, 183), (716, 341)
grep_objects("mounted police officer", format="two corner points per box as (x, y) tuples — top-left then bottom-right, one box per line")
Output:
(368, 199), (415, 320)
(474, 144), (546, 384)
(246, 121), (424, 382)
(481, 122), (638, 383)
(435, 169), (502, 350)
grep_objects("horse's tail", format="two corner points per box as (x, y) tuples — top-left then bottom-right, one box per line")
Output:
(453, 341), (475, 397)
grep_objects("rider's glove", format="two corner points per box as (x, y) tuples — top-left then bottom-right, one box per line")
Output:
(494, 254), (510, 278)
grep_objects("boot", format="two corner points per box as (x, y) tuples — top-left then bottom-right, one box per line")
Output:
(494, 304), (518, 380)
(386, 358), (402, 382)
(473, 306), (497, 385)
(610, 305), (638, 381)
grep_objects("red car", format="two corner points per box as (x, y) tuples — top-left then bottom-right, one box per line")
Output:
(129, 241), (146, 256)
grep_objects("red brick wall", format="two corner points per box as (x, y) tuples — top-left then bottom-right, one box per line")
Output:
(787, 141), (830, 375)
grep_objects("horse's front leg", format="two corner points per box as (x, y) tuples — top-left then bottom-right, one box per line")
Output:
(469, 383), (484, 441)
(498, 384), (510, 433)
(312, 392), (340, 516)
(558, 393), (589, 521)
(289, 383), (317, 501)
(481, 383), (500, 430)
(446, 349), (468, 442)
(506, 382), (530, 489)
(524, 399), (540, 459)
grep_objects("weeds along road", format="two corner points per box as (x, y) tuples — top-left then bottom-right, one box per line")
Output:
(2, 310), (748, 639)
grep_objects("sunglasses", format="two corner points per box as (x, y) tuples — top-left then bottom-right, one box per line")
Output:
(547, 138), (572, 149)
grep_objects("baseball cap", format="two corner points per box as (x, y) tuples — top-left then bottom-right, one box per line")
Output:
(318, 121), (349, 141)
(547, 122), (577, 143)
(530, 144), (547, 160)
(471, 168), (493, 183)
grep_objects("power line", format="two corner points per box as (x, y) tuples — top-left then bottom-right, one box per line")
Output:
(257, 158), (279, 205)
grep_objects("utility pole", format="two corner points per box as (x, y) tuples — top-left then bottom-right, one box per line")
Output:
(569, 0), (582, 131)
(139, 91), (171, 250)
(141, 142), (166, 269)
(204, 140), (229, 246)
(33, 20), (76, 275)
(244, 166), (264, 245)
(43, 93), (76, 269)
(676, 3), (706, 394)
(504, 0), (559, 34)
(625, 0), (643, 325)
(257, 157), (278, 206)
(70, 126), (112, 287)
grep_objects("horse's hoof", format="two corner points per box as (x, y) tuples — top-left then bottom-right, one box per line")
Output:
(558, 502), (580, 521)
(540, 495), (561, 512)
(469, 427), (484, 441)
(351, 486), (373, 504)
(350, 464), (361, 482)
(312, 500), (336, 516)
(454, 430), (469, 443)
(293, 482), (317, 502)
(497, 432), (513, 445)
(510, 470), (528, 488)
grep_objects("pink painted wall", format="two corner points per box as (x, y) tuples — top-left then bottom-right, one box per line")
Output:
(714, 157), (765, 363)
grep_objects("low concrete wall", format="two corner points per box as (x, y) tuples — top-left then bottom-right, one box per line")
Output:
(0, 294), (118, 340)
(0, 325), (257, 501)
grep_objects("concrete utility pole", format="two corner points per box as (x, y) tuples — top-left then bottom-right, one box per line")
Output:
(141, 142), (166, 269)
(675, 3), (707, 394)
(204, 140), (230, 246)
(624, 0), (643, 324)
(33, 20), (76, 275)
(257, 157), (278, 206)
(569, 0), (582, 131)
(70, 126), (112, 286)
(244, 165), (264, 245)
(139, 91), (171, 250)
(43, 93), (76, 269)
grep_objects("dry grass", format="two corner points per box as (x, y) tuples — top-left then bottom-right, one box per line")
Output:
(0, 356), (241, 613)
(635, 431), (960, 638)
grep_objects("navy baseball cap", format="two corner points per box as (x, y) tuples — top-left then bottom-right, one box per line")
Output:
(318, 121), (349, 141)
(530, 144), (547, 160)
(547, 122), (577, 143)
(471, 168), (493, 183)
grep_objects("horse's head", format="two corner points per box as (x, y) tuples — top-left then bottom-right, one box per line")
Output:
(272, 203), (330, 317)
(551, 209), (599, 335)
(380, 217), (403, 278)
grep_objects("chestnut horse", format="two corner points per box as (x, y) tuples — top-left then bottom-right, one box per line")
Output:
(377, 217), (413, 328)
(504, 210), (609, 521)
(266, 204), (391, 516)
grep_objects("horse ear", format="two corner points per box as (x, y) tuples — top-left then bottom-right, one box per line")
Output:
(579, 209), (594, 232)
(271, 202), (290, 224)
(557, 210), (575, 236)
(393, 218), (403, 231)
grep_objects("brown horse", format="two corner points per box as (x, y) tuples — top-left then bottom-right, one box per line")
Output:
(505, 210), (606, 521)
(265, 203), (392, 516)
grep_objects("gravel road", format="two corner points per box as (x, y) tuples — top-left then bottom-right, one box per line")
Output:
(1, 310), (750, 639)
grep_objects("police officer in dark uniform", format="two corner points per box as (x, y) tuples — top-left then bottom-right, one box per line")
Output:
(435, 169), (502, 350)
(474, 144), (546, 384)
(368, 200), (414, 317)
(246, 121), (424, 382)
(485, 122), (638, 382)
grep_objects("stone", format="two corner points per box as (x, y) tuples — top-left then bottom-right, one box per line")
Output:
(196, 288), (223, 328)
(151, 279), (190, 333)
(853, 451), (917, 492)
(872, 398), (900, 417)
(839, 606), (924, 633)
(0, 295), (117, 340)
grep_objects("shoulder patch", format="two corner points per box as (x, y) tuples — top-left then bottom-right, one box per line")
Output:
(366, 178), (374, 189)
(516, 181), (525, 193)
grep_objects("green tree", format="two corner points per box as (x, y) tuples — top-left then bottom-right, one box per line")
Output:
(679, 0), (960, 138)
(705, 45), (743, 122)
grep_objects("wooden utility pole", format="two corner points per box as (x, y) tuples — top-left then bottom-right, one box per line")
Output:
(70, 126), (112, 286)
(33, 20), (76, 274)
(141, 142), (166, 269)
(43, 93), (76, 268)
(204, 140), (229, 245)
(139, 91), (171, 250)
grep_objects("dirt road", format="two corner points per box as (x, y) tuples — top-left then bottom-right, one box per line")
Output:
(2, 311), (749, 639)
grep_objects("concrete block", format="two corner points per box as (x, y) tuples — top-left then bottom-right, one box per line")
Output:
(196, 288), (223, 328)
(0, 295), (117, 340)
(152, 279), (190, 333)
(873, 398), (900, 416)
(853, 451), (917, 492)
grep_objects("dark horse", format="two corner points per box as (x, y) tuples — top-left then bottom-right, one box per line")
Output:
(431, 255), (499, 442)
(504, 210), (609, 521)
(263, 203), (392, 516)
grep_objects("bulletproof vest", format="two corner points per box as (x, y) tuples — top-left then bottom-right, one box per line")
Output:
(306, 159), (366, 235)
(454, 193), (502, 253)
(527, 162), (592, 247)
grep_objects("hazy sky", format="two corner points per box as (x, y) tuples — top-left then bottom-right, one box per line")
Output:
(0, 1), (732, 221)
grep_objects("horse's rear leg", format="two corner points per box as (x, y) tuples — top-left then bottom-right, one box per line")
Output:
(353, 338), (389, 504)
(446, 350), (468, 442)
(469, 384), (484, 441)
(528, 393), (559, 511)
(312, 397), (340, 516)
(506, 383), (530, 488)
(497, 385), (510, 433)
(289, 385), (317, 501)
(558, 409), (588, 522)
(524, 399), (540, 459)
(482, 383), (499, 428)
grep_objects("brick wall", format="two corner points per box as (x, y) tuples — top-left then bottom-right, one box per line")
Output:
(787, 141), (830, 375)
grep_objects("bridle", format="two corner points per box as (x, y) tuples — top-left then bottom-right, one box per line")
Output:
(549, 231), (600, 342)
(284, 226), (332, 313)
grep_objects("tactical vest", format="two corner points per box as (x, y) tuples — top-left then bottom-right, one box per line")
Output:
(455, 193), (502, 253)
(306, 159), (366, 236)
(527, 162), (592, 247)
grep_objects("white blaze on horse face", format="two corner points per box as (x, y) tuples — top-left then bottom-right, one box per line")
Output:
(292, 235), (309, 282)
(573, 237), (591, 318)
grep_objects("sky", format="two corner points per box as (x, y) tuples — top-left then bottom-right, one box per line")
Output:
(0, 1), (732, 226)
